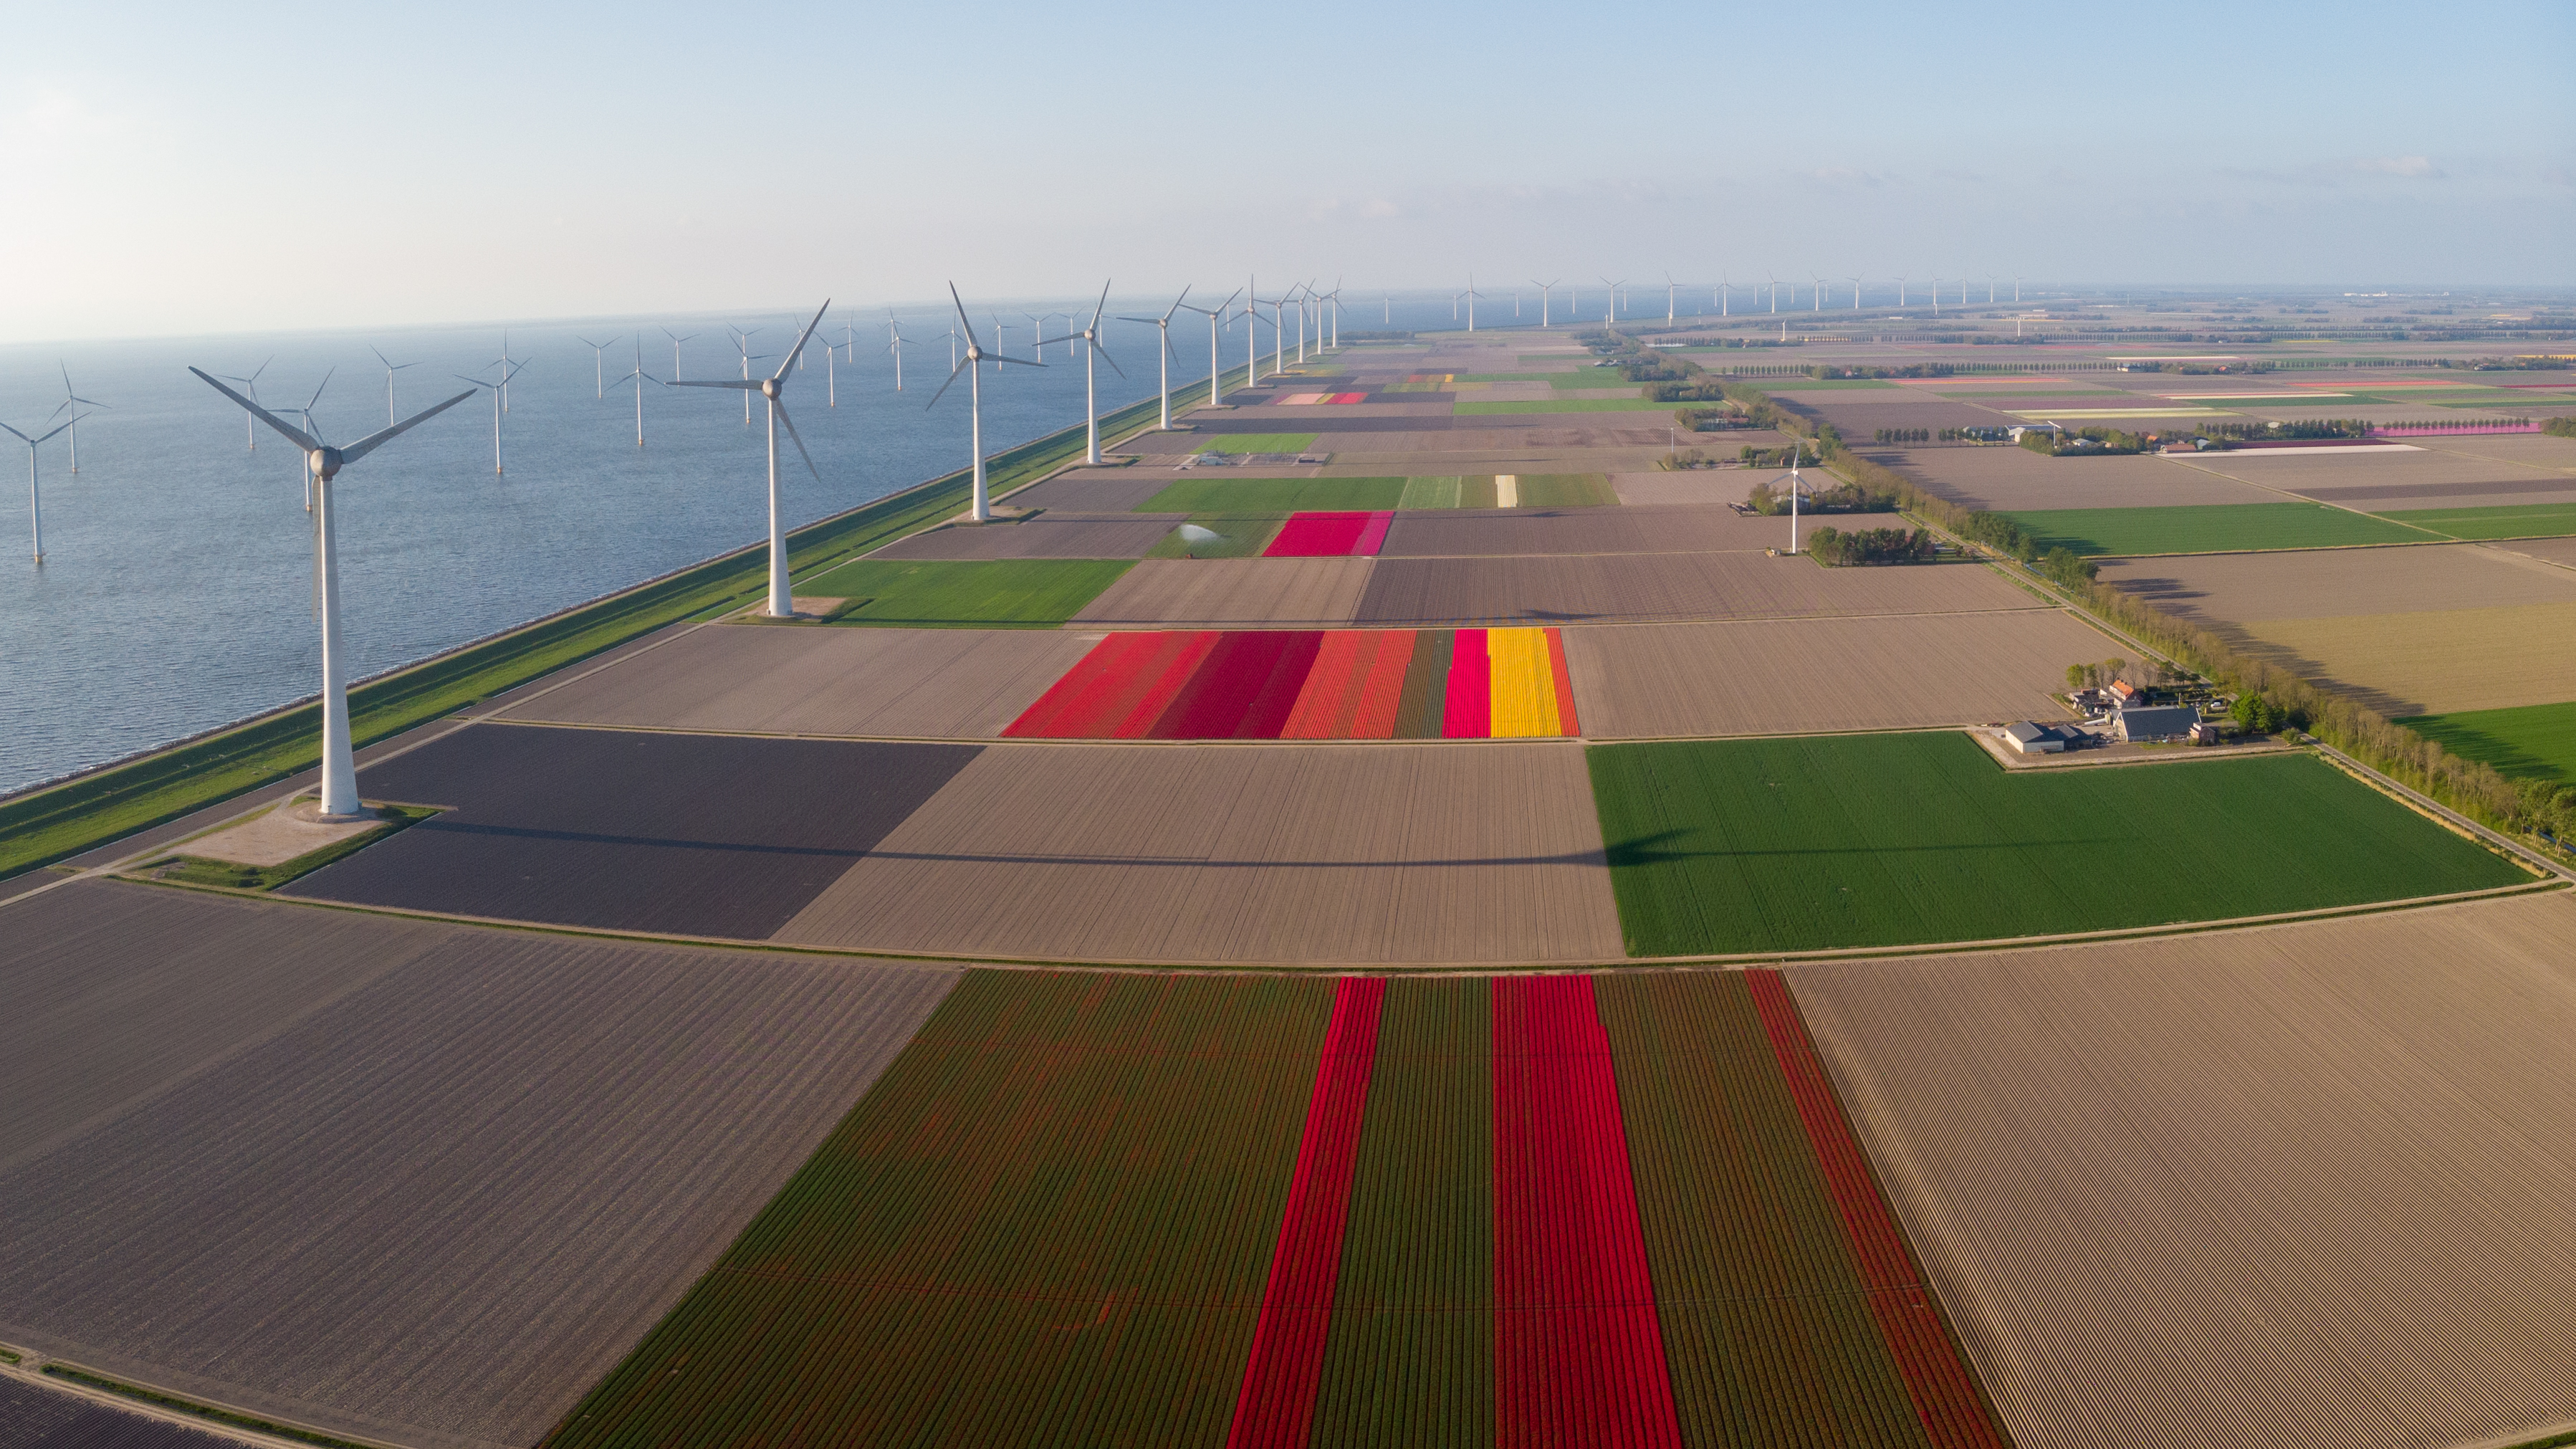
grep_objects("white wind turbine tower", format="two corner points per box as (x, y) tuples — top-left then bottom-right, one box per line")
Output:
(188, 368), (475, 818)
(1323, 284), (1343, 348)
(1382, 293), (1389, 324)
(218, 358), (275, 450)
(887, 314), (914, 391)
(1599, 277), (1624, 326)
(607, 338), (656, 446)
(1237, 298), (1263, 387)
(728, 327), (767, 422)
(1811, 274), (1824, 312)
(577, 335), (621, 398)
(1531, 277), (1558, 327)
(497, 334), (519, 412)
(662, 327), (698, 381)
(4, 415), (76, 563)
(1787, 451), (1804, 554)
(454, 359), (525, 474)
(1987, 274), (1998, 305)
(1119, 285), (1192, 431)
(1265, 288), (1292, 376)
(674, 300), (833, 617)
(1931, 278), (1941, 317)
(368, 347), (420, 424)
(1718, 275), (1731, 316)
(1766, 272), (1777, 313)
(1896, 276), (1907, 307)
(927, 287), (1043, 525)
(1849, 276), (1862, 309)
(1178, 287), (1240, 407)
(1665, 272), (1677, 327)
(54, 365), (107, 473)
(1051, 281), (1126, 465)
(944, 319), (959, 370)
(1464, 275), (1482, 332)
(2014, 275), (2023, 302)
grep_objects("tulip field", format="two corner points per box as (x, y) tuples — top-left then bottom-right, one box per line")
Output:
(542, 968), (2005, 1448)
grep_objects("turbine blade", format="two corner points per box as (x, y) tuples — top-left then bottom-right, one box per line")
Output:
(337, 388), (479, 464)
(1093, 340), (1124, 378)
(772, 297), (830, 381)
(1091, 278), (1111, 329)
(188, 367), (322, 451)
(775, 401), (821, 482)
(1164, 283), (1190, 320)
(668, 379), (760, 389)
(925, 360), (967, 410)
(949, 284), (981, 348)
(992, 355), (1045, 368)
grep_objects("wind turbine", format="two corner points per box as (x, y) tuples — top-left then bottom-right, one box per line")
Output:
(1324, 284), (1343, 348)
(1054, 280), (1126, 464)
(1718, 276), (1731, 316)
(1766, 272), (1778, 314)
(188, 368), (475, 818)
(575, 335), (621, 398)
(674, 300), (832, 618)
(1600, 277), (1624, 325)
(454, 360), (525, 475)
(3, 415), (75, 563)
(1896, 275), (1907, 307)
(1988, 274), (1998, 305)
(1665, 272), (1678, 327)
(1849, 276), (1862, 309)
(927, 287), (1043, 525)
(1531, 277), (1558, 327)
(1786, 452), (1804, 555)
(218, 358), (274, 449)
(1120, 284), (1192, 431)
(888, 314), (914, 391)
(47, 365), (108, 474)
(662, 327), (697, 382)
(1464, 275), (1481, 332)
(1931, 278), (1941, 317)
(1179, 287), (1240, 407)
(1811, 274), (1824, 312)
(1382, 293), (1389, 325)
(2015, 275), (2023, 302)
(1237, 298), (1263, 388)
(498, 334), (518, 412)
(367, 347), (420, 425)
(607, 338), (656, 446)
(727, 327), (766, 422)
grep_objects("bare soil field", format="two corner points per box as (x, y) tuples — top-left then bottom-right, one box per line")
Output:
(493, 623), (1093, 738)
(2257, 601), (2576, 714)
(2287, 474), (2576, 512)
(1380, 505), (1783, 557)
(1564, 611), (2112, 737)
(0, 919), (957, 1449)
(1609, 471), (1771, 507)
(1355, 554), (2036, 628)
(1895, 449), (2279, 511)
(2411, 434), (2576, 470)
(0, 1377), (231, 1447)
(284, 724), (982, 937)
(0, 881), (447, 1172)
(772, 741), (1623, 965)
(868, 515), (1180, 560)
(1789, 892), (2576, 1449)
(2098, 541), (2576, 622)
(2494, 534), (2576, 570)
(1069, 557), (1374, 628)
(2175, 449), (2561, 507)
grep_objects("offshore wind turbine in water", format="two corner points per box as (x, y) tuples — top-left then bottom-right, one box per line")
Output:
(674, 300), (832, 618)
(4, 415), (77, 563)
(186, 368), (476, 818)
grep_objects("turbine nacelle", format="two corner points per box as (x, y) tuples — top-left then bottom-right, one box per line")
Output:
(309, 446), (345, 481)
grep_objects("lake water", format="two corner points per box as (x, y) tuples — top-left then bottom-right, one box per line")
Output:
(0, 291), (1590, 795)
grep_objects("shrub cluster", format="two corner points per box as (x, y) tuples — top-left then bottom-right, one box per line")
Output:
(2021, 426), (2149, 456)
(1738, 443), (1823, 469)
(1874, 428), (1933, 444)
(1806, 363), (1953, 379)
(2544, 417), (2576, 439)
(1806, 525), (1935, 565)
(1746, 478), (1896, 515)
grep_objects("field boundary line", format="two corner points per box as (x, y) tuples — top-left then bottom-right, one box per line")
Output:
(123, 865), (2563, 975)
(0, 1354), (398, 1449)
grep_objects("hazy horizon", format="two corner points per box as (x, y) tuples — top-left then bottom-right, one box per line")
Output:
(2, 0), (2569, 345)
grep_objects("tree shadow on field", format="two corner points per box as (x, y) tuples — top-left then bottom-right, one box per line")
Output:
(1604, 830), (2122, 868)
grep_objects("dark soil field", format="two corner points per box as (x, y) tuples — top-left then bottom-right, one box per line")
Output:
(284, 724), (980, 937)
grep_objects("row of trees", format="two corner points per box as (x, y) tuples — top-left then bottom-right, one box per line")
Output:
(1746, 477), (1897, 515)
(1874, 428), (1935, 444)
(2547, 417), (2576, 438)
(1806, 525), (1935, 565)
(1738, 442), (1824, 469)
(2064, 659), (2132, 692)
(1807, 363), (1955, 379)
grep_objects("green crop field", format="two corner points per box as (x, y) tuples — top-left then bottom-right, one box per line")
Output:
(2399, 702), (2576, 784)
(1309, 979), (1492, 1448)
(544, 970), (1328, 1448)
(1202, 432), (1320, 453)
(1144, 515), (1290, 558)
(797, 558), (1134, 626)
(1455, 398), (1671, 415)
(1138, 476), (1407, 513)
(2006, 502), (2440, 556)
(1397, 474), (1619, 509)
(1586, 732), (2529, 956)
(2374, 502), (2576, 540)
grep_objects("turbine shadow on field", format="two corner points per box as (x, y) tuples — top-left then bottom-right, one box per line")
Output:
(859, 845), (1614, 869)
(416, 820), (872, 861)
(1604, 831), (2122, 867)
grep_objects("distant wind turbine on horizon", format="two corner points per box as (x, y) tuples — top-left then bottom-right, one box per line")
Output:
(4, 414), (77, 563)
(52, 365), (107, 474)
(368, 348), (418, 426)
(577, 335), (622, 398)
(1119, 285), (1192, 432)
(606, 337), (657, 446)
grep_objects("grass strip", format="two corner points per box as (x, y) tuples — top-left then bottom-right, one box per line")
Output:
(2005, 502), (2440, 556)
(1308, 978), (1492, 1448)
(794, 558), (1135, 628)
(1, 355), (1260, 879)
(2397, 702), (2576, 785)
(1598, 973), (1936, 1447)
(1139, 477), (1407, 514)
(540, 970), (1331, 1448)
(39, 1365), (380, 1449)
(1586, 732), (2532, 957)
(143, 803), (439, 890)
(2373, 501), (2576, 541)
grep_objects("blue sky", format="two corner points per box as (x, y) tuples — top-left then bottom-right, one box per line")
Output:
(3, 0), (2568, 341)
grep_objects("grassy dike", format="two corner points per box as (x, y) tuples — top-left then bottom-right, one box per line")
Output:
(0, 360), (1262, 879)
